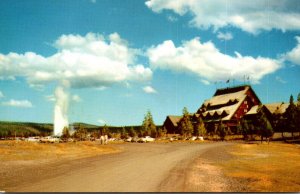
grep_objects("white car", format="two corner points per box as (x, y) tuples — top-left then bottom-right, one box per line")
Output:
(26, 137), (40, 142)
(125, 137), (132, 142)
(138, 136), (155, 143)
(40, 136), (60, 143)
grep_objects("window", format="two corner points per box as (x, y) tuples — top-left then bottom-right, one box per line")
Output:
(244, 101), (247, 105)
(244, 109), (247, 113)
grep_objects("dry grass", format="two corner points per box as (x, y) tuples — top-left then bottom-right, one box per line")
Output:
(0, 140), (120, 162)
(219, 142), (300, 192)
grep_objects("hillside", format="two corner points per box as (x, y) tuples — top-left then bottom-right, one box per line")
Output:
(0, 121), (162, 138)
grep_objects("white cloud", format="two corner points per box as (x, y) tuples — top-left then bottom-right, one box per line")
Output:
(145, 0), (300, 34)
(275, 76), (287, 84)
(167, 15), (178, 22)
(0, 91), (4, 98)
(72, 94), (82, 102)
(2, 99), (33, 108)
(97, 119), (106, 124)
(90, 0), (96, 3)
(143, 86), (157, 93)
(285, 36), (300, 65)
(217, 32), (233, 41)
(201, 79), (210, 85)
(0, 32), (152, 89)
(45, 95), (56, 102)
(147, 37), (281, 83)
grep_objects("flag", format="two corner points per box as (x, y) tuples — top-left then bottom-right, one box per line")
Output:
(226, 79), (230, 83)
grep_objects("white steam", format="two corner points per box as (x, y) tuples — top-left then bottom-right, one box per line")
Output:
(54, 86), (69, 136)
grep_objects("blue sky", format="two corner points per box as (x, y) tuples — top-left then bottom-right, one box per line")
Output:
(0, 0), (300, 126)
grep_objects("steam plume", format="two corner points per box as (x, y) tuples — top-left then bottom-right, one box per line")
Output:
(54, 86), (69, 136)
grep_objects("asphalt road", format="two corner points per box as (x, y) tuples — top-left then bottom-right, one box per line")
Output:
(10, 142), (230, 192)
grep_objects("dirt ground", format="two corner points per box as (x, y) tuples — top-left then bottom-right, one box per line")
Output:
(1, 141), (228, 192)
(183, 141), (300, 192)
(1, 140), (299, 192)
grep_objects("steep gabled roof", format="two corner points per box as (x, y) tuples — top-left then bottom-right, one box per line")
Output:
(203, 89), (246, 107)
(199, 85), (253, 121)
(264, 102), (290, 114)
(166, 115), (182, 127)
(246, 105), (259, 115)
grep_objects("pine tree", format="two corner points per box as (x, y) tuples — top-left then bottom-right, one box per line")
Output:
(61, 127), (70, 140)
(141, 110), (157, 137)
(120, 127), (127, 139)
(178, 107), (194, 138)
(285, 95), (297, 138)
(128, 127), (136, 137)
(74, 124), (87, 141)
(297, 93), (300, 135)
(256, 106), (273, 143)
(217, 120), (227, 141)
(194, 116), (206, 136)
(238, 119), (250, 140)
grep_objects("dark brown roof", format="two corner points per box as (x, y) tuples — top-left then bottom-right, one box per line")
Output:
(167, 115), (182, 127)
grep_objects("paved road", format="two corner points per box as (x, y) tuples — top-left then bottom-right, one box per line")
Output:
(10, 142), (230, 192)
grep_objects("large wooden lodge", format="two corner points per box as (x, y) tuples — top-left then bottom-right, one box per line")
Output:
(163, 85), (289, 134)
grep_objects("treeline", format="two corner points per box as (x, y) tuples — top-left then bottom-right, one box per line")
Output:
(64, 111), (165, 140)
(0, 121), (53, 138)
(271, 94), (300, 139)
(0, 120), (162, 139)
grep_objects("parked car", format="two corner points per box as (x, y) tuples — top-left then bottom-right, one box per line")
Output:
(197, 136), (204, 141)
(131, 137), (139, 143)
(125, 137), (132, 142)
(40, 136), (60, 143)
(26, 137), (40, 142)
(189, 136), (197, 141)
(138, 136), (155, 143)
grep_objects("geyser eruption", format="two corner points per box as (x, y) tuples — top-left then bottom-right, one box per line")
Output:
(54, 86), (69, 136)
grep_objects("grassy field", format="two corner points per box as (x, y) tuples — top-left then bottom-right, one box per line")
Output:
(0, 140), (120, 162)
(219, 142), (300, 192)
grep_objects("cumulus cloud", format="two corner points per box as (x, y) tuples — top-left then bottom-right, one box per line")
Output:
(45, 95), (56, 102)
(145, 0), (300, 34)
(97, 119), (106, 124)
(167, 15), (178, 22)
(0, 32), (152, 89)
(275, 76), (287, 84)
(217, 32), (233, 41)
(143, 86), (157, 94)
(72, 94), (82, 102)
(0, 91), (4, 98)
(285, 36), (300, 65)
(147, 37), (281, 83)
(201, 79), (210, 85)
(2, 99), (33, 108)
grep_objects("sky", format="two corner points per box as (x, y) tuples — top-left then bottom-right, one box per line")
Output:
(0, 0), (300, 126)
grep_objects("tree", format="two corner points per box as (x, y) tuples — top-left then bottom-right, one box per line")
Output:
(128, 127), (137, 137)
(178, 107), (194, 138)
(73, 124), (87, 141)
(237, 119), (250, 140)
(101, 124), (109, 136)
(216, 120), (227, 141)
(120, 127), (128, 139)
(256, 106), (274, 143)
(61, 127), (70, 140)
(194, 116), (206, 136)
(141, 110), (157, 137)
(285, 95), (297, 139)
(297, 93), (300, 134)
